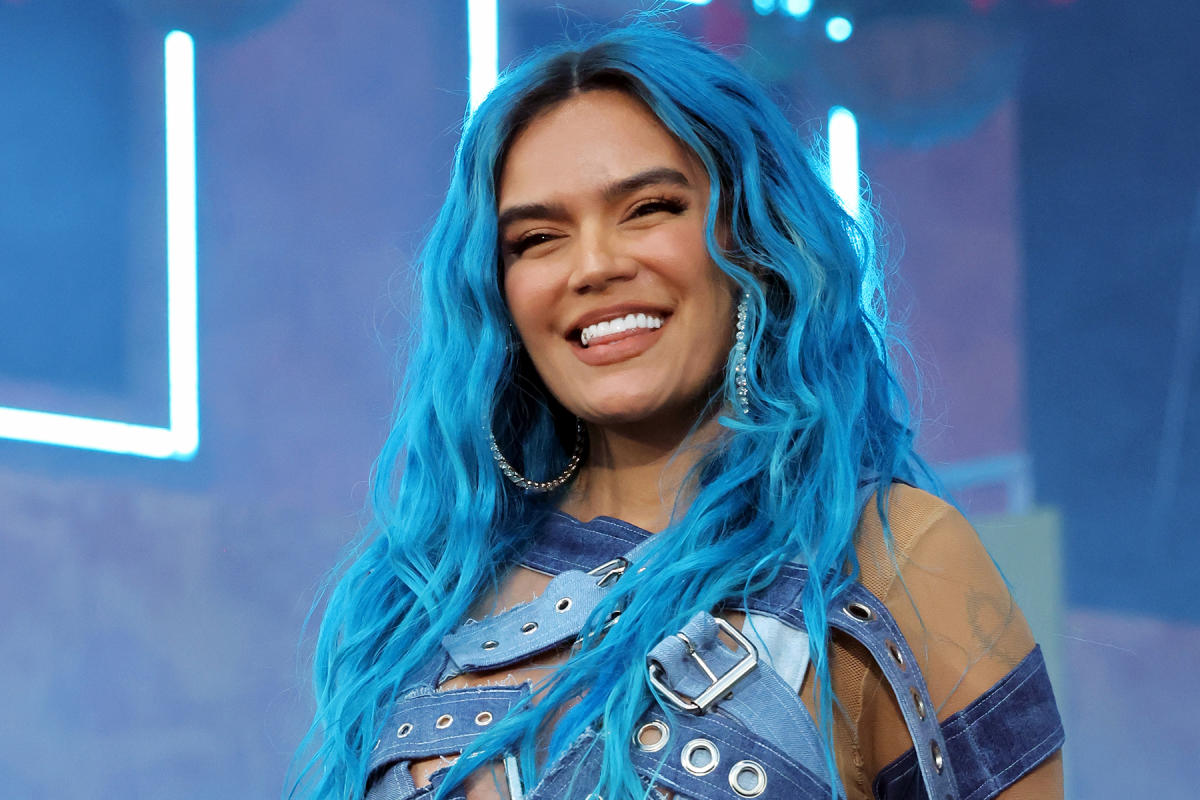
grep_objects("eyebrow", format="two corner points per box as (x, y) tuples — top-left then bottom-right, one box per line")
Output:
(496, 167), (692, 231)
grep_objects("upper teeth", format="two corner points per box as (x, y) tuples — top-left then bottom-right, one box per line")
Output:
(579, 313), (663, 347)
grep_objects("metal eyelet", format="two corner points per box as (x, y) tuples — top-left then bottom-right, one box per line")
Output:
(521, 621), (538, 635)
(844, 601), (874, 622)
(728, 759), (768, 798)
(475, 711), (493, 726)
(482, 640), (499, 650)
(556, 597), (572, 612)
(396, 723), (413, 738)
(910, 687), (927, 720)
(681, 738), (720, 776)
(633, 720), (670, 753)
(886, 639), (906, 669)
(435, 714), (453, 729)
(930, 740), (944, 773)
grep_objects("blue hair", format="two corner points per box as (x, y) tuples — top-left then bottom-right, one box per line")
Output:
(290, 22), (928, 800)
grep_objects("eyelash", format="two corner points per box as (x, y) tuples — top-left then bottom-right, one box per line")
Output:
(503, 195), (690, 257)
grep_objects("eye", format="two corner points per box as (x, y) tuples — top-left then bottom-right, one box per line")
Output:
(628, 196), (688, 219)
(504, 231), (557, 257)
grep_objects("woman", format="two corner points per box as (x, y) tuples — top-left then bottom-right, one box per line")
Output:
(292, 24), (1064, 800)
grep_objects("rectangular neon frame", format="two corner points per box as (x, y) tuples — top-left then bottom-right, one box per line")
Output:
(0, 31), (199, 460)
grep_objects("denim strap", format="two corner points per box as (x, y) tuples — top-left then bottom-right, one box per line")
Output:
(440, 568), (615, 676)
(646, 611), (834, 787)
(823, 582), (960, 799)
(364, 684), (532, 800)
(442, 536), (659, 677)
(873, 646), (1064, 800)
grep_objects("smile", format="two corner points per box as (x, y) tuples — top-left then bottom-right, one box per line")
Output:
(579, 313), (664, 347)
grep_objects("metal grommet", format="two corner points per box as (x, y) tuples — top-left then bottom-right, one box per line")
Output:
(435, 714), (454, 729)
(728, 759), (768, 798)
(482, 640), (499, 650)
(396, 722), (413, 738)
(521, 621), (538, 635)
(844, 602), (874, 622)
(930, 740), (944, 774)
(556, 597), (572, 613)
(910, 687), (927, 720)
(475, 711), (493, 726)
(886, 639), (906, 669)
(633, 720), (670, 753)
(681, 738), (720, 776)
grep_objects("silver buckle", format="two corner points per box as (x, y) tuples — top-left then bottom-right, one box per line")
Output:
(646, 616), (759, 714)
(571, 558), (629, 653)
(587, 557), (628, 588)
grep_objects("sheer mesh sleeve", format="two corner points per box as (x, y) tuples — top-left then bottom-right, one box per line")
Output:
(804, 485), (1041, 799)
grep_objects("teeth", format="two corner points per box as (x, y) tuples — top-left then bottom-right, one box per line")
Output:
(579, 313), (663, 347)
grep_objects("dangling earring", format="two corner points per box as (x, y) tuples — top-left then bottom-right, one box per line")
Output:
(734, 292), (750, 416)
(489, 417), (586, 492)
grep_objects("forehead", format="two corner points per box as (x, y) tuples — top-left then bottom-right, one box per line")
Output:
(498, 89), (706, 206)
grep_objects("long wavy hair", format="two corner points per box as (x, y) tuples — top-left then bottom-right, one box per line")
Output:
(290, 22), (926, 800)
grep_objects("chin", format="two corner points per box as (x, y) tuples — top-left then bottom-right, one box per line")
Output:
(575, 394), (666, 426)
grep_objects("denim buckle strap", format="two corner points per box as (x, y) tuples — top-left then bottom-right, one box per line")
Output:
(442, 538), (659, 679)
(647, 614), (758, 714)
(645, 611), (836, 788)
(440, 568), (615, 676)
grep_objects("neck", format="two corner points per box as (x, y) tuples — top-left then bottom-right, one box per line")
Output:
(557, 403), (727, 533)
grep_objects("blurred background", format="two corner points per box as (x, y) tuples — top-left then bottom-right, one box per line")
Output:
(1, 0), (1196, 796)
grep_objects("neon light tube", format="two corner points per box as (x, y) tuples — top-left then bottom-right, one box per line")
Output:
(828, 106), (860, 219)
(468, 0), (498, 112)
(0, 30), (199, 460)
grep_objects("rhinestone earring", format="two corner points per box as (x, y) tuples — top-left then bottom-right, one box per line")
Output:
(489, 417), (586, 492)
(734, 292), (750, 416)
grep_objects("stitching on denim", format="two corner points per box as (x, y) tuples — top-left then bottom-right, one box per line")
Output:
(960, 724), (1064, 800)
(941, 666), (1039, 746)
(957, 650), (1042, 727)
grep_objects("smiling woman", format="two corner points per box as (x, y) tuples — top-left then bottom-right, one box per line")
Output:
(290, 23), (1064, 800)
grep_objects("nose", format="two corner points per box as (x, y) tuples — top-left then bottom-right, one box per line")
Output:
(565, 228), (637, 294)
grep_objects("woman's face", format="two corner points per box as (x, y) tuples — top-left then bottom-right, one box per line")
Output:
(498, 89), (737, 429)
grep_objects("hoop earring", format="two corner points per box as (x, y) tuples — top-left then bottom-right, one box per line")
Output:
(489, 417), (586, 492)
(734, 292), (750, 416)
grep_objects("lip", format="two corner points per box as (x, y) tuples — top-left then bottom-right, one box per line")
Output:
(570, 321), (665, 366)
(566, 303), (673, 339)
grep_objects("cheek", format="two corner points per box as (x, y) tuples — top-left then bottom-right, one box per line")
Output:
(503, 269), (555, 340)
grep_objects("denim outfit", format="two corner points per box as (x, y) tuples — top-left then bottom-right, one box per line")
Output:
(365, 509), (1064, 800)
